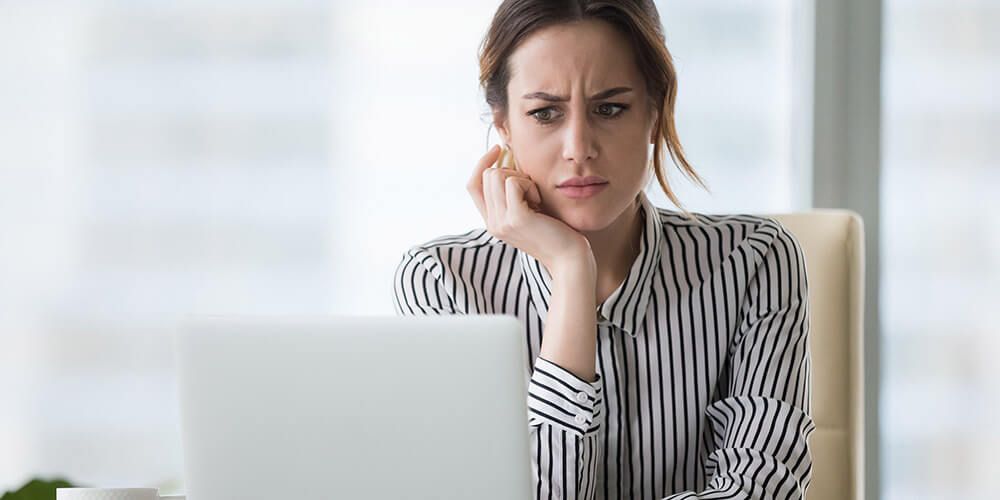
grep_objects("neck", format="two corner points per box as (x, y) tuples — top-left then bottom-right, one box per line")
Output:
(580, 194), (645, 301)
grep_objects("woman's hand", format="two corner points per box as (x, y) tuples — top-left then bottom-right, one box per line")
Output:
(467, 145), (595, 276)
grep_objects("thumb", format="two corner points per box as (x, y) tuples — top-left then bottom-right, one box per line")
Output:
(505, 176), (536, 212)
(506, 174), (542, 210)
(527, 182), (542, 209)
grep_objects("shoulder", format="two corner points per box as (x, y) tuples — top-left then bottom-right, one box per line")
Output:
(651, 205), (779, 235)
(650, 205), (805, 269)
(395, 228), (508, 281)
(398, 227), (505, 262)
(393, 228), (511, 315)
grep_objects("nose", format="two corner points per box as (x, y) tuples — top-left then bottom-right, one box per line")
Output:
(561, 110), (598, 165)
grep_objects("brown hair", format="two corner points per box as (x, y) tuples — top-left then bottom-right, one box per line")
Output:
(478, 0), (710, 217)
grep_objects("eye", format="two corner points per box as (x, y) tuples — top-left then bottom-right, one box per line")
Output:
(527, 103), (630, 126)
(596, 102), (629, 118)
(527, 107), (561, 125)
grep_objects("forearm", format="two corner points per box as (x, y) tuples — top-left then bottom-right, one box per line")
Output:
(538, 258), (598, 383)
(528, 254), (603, 500)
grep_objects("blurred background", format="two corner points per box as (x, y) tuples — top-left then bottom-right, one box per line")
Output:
(0, 0), (996, 499)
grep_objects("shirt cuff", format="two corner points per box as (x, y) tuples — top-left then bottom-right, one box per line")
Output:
(527, 355), (603, 437)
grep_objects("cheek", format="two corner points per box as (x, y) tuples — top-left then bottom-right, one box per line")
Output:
(512, 149), (548, 179)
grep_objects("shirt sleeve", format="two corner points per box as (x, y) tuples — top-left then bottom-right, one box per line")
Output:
(527, 355), (605, 500)
(393, 246), (606, 500)
(661, 219), (816, 499)
(392, 246), (460, 316)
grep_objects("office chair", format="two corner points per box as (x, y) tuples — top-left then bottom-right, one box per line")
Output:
(766, 210), (866, 500)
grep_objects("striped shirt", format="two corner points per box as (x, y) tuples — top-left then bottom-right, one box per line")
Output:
(392, 190), (815, 500)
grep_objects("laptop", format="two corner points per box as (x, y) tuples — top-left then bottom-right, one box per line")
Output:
(175, 314), (532, 500)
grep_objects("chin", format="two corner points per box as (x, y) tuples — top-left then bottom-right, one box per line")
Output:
(552, 206), (616, 233)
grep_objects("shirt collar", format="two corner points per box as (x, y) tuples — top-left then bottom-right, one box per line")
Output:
(517, 190), (663, 337)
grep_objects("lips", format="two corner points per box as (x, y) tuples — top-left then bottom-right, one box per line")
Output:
(557, 175), (608, 187)
(556, 182), (608, 199)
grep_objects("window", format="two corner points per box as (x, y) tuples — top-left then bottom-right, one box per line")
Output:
(0, 0), (811, 492)
(881, 1), (1000, 499)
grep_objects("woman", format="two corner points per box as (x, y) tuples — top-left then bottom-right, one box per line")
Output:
(393, 1), (815, 499)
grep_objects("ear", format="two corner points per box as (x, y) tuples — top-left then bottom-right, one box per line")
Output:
(493, 111), (512, 146)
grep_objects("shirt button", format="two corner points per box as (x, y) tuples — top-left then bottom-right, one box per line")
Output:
(574, 414), (587, 425)
(576, 391), (588, 403)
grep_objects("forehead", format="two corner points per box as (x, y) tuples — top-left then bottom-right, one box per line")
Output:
(507, 19), (642, 95)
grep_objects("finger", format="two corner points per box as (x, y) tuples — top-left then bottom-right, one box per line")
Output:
(500, 172), (542, 210)
(487, 166), (535, 228)
(526, 179), (542, 208)
(468, 144), (501, 219)
(479, 168), (489, 222)
(505, 176), (530, 214)
(486, 168), (507, 226)
(479, 144), (502, 173)
(470, 179), (487, 221)
(508, 175), (545, 212)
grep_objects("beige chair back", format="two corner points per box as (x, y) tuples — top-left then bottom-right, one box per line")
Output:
(765, 210), (866, 500)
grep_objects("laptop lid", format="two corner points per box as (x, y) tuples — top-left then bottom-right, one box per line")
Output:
(175, 314), (531, 500)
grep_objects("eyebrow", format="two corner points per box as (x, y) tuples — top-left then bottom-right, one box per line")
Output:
(521, 86), (633, 102)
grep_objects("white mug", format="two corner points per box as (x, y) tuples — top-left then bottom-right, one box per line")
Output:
(56, 489), (184, 500)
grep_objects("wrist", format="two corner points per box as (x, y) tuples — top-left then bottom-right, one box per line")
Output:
(549, 250), (597, 285)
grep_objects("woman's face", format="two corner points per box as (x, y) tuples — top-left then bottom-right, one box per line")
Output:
(495, 19), (658, 232)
